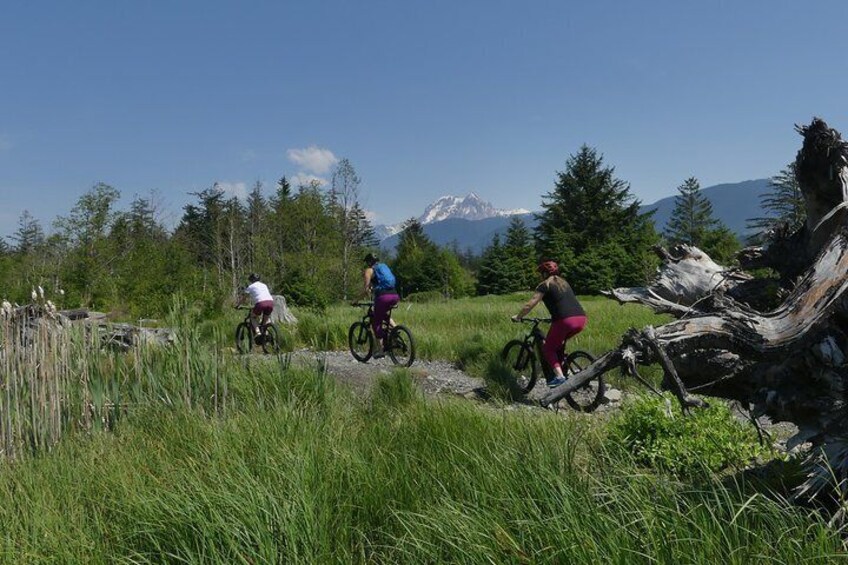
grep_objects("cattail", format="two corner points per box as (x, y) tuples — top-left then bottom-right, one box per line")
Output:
(31, 289), (38, 302)
(38, 286), (45, 300)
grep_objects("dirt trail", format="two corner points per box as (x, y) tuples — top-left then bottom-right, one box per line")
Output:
(282, 350), (798, 445)
(286, 349), (624, 413)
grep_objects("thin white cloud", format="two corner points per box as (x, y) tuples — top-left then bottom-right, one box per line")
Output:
(218, 181), (248, 200)
(287, 146), (338, 175)
(364, 210), (378, 223)
(0, 134), (12, 152)
(290, 173), (328, 188)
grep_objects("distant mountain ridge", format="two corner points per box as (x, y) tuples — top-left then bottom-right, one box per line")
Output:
(377, 179), (771, 254)
(640, 179), (770, 237)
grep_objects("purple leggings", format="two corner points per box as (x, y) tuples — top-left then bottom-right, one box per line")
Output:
(543, 316), (587, 372)
(373, 293), (400, 342)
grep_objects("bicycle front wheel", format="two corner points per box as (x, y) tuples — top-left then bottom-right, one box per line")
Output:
(387, 325), (415, 367)
(262, 324), (281, 354)
(348, 321), (374, 363)
(564, 350), (605, 412)
(236, 323), (253, 354)
(501, 340), (538, 395)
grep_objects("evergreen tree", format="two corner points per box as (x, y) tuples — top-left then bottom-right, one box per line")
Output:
(746, 163), (806, 240)
(476, 234), (508, 295)
(174, 184), (227, 269)
(665, 177), (718, 245)
(535, 145), (658, 292)
(245, 180), (267, 272)
(391, 219), (472, 298)
(268, 176), (293, 285)
(393, 219), (435, 296)
(277, 182), (339, 308)
(700, 225), (741, 265)
(275, 176), (292, 202)
(665, 177), (740, 263)
(503, 217), (537, 291)
(11, 210), (45, 255)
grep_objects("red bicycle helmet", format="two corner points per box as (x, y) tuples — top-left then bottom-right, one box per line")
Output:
(537, 260), (559, 276)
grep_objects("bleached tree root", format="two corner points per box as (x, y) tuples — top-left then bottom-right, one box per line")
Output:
(550, 118), (848, 503)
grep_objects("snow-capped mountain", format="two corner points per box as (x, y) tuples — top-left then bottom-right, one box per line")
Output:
(374, 192), (529, 241)
(419, 192), (528, 224)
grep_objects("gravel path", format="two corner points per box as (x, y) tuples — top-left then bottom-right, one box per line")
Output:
(289, 349), (484, 396)
(282, 350), (798, 448)
(286, 349), (625, 413)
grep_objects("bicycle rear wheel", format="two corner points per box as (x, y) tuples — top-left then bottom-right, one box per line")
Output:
(261, 324), (281, 354)
(348, 321), (374, 362)
(501, 340), (538, 395)
(387, 325), (415, 367)
(564, 350), (605, 412)
(235, 323), (253, 354)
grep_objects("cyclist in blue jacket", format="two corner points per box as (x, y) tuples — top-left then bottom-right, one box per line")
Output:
(357, 253), (399, 358)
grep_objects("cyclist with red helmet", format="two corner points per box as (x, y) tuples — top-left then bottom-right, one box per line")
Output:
(512, 260), (587, 387)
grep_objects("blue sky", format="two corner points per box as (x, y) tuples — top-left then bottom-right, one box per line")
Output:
(2, 0), (847, 236)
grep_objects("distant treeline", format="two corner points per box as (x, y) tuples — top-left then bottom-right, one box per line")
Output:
(3, 146), (787, 316)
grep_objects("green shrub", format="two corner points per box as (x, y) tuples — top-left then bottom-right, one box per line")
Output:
(607, 394), (768, 478)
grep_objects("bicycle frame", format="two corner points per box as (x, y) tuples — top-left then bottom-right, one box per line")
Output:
(353, 302), (393, 337)
(516, 318), (566, 380)
(238, 307), (271, 334)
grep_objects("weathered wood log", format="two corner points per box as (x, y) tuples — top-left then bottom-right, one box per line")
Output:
(1, 301), (176, 351)
(604, 244), (750, 316)
(564, 118), (848, 501)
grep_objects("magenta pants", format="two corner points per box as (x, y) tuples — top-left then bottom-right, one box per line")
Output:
(543, 315), (587, 372)
(373, 293), (400, 342)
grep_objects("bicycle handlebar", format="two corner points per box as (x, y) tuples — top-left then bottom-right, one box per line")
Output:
(513, 317), (551, 324)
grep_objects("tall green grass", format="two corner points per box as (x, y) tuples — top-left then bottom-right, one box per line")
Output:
(0, 369), (841, 562)
(1, 296), (839, 562)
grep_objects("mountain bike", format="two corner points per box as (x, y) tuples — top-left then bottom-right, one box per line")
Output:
(348, 302), (415, 367)
(502, 317), (605, 412)
(235, 307), (281, 354)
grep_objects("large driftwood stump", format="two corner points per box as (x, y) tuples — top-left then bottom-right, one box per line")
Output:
(545, 118), (848, 500)
(270, 295), (298, 324)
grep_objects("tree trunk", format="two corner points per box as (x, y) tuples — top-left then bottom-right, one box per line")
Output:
(546, 118), (848, 501)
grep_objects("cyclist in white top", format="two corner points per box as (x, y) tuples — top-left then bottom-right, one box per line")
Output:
(237, 273), (274, 334)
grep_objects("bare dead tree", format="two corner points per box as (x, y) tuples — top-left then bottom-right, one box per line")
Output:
(543, 118), (848, 503)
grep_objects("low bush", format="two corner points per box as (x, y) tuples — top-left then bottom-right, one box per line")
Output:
(607, 393), (769, 478)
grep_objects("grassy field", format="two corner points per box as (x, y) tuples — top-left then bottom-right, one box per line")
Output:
(0, 295), (843, 562)
(214, 293), (671, 388)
